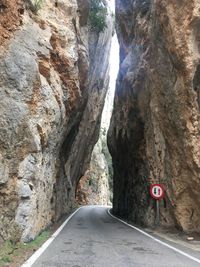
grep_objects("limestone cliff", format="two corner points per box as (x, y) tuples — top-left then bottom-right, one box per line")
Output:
(109, 0), (200, 232)
(0, 0), (112, 242)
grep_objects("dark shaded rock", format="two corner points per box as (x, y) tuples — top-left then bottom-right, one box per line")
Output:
(109, 0), (200, 232)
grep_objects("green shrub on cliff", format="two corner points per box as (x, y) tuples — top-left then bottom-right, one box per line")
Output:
(30, 0), (45, 14)
(89, 0), (107, 33)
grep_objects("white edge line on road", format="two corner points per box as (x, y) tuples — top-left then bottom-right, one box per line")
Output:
(21, 207), (82, 267)
(108, 209), (200, 265)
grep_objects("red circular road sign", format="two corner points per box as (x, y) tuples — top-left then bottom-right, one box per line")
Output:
(150, 184), (164, 200)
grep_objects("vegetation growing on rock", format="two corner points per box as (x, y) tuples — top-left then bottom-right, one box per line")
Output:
(89, 0), (107, 33)
(29, 0), (45, 14)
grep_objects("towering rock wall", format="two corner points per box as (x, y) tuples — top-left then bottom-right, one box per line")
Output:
(109, 0), (200, 232)
(0, 0), (112, 242)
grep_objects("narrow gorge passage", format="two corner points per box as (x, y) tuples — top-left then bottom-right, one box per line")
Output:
(75, 31), (119, 207)
(0, 0), (200, 266)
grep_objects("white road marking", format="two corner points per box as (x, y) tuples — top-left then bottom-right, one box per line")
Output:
(21, 207), (82, 267)
(108, 209), (200, 265)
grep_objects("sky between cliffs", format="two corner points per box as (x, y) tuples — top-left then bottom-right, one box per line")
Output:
(101, 0), (119, 129)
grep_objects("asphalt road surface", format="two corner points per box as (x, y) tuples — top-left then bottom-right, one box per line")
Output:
(32, 206), (200, 267)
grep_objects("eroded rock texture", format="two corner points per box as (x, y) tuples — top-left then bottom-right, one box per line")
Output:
(0, 0), (112, 242)
(109, 0), (200, 232)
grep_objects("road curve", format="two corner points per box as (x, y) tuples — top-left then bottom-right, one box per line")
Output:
(32, 206), (200, 267)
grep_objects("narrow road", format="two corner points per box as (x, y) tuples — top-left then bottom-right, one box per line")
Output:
(31, 206), (200, 267)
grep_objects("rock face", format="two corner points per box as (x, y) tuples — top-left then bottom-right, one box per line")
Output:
(0, 0), (112, 242)
(76, 139), (110, 206)
(109, 0), (200, 232)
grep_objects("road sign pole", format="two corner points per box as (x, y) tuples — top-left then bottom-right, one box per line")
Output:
(150, 183), (164, 226)
(155, 200), (160, 225)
